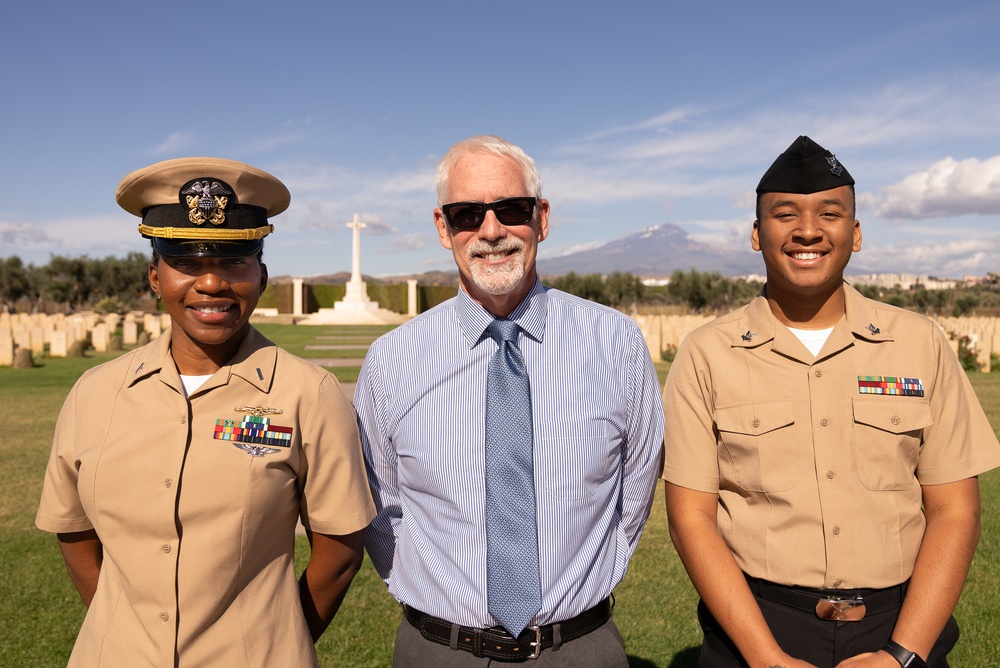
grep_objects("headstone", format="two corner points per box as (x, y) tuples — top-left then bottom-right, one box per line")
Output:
(123, 320), (138, 346)
(13, 328), (30, 351)
(0, 336), (13, 366)
(30, 327), (45, 355)
(92, 323), (109, 352)
(49, 330), (68, 358)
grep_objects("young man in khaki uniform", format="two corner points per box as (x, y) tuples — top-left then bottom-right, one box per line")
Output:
(663, 136), (1000, 668)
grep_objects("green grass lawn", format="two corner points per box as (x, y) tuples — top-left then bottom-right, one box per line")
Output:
(2, 326), (999, 666)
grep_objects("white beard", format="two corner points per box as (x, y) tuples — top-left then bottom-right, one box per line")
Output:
(467, 237), (526, 296)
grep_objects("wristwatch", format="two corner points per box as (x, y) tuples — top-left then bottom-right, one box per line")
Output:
(882, 640), (928, 668)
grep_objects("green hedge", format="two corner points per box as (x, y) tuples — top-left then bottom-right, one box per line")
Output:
(263, 282), (458, 314)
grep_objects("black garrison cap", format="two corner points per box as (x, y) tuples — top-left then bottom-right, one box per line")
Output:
(756, 136), (855, 195)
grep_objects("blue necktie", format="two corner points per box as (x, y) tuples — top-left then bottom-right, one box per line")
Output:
(485, 319), (541, 638)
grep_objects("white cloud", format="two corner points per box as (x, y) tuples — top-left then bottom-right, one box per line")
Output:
(872, 156), (1000, 219)
(860, 234), (1000, 277)
(544, 72), (1000, 208)
(383, 233), (431, 253)
(153, 131), (195, 155)
(0, 221), (59, 248)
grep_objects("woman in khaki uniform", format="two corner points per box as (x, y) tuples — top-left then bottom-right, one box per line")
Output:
(36, 158), (376, 667)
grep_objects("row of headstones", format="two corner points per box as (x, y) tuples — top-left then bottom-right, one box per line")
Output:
(934, 316), (999, 373)
(633, 313), (999, 372)
(0, 311), (172, 367)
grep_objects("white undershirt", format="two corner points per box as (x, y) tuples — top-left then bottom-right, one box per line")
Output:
(180, 374), (213, 396)
(786, 326), (834, 356)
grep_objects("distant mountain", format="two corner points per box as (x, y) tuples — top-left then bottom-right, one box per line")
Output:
(537, 223), (884, 277)
(537, 223), (765, 277)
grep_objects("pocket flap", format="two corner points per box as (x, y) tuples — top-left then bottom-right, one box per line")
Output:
(852, 397), (933, 434)
(716, 400), (794, 436)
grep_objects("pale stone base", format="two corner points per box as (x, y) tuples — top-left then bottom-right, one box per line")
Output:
(298, 307), (410, 325)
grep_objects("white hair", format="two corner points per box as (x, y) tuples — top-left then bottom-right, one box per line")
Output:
(434, 135), (543, 205)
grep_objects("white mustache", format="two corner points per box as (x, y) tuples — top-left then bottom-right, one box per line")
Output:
(466, 237), (525, 259)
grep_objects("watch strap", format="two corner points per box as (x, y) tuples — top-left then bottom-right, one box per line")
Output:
(883, 640), (928, 668)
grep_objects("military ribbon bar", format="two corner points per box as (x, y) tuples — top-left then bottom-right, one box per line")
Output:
(857, 375), (924, 397)
(213, 416), (293, 447)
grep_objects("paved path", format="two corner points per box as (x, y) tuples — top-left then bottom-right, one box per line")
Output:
(304, 344), (370, 351)
(305, 357), (366, 367)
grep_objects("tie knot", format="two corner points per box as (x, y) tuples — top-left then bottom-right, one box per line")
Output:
(488, 319), (520, 344)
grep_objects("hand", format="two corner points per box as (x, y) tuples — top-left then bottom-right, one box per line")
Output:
(836, 650), (899, 667)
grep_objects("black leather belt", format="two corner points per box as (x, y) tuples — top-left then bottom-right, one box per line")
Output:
(403, 598), (612, 661)
(745, 574), (908, 621)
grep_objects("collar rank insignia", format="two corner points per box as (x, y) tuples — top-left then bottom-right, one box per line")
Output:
(826, 155), (844, 177)
(215, 416), (294, 456)
(857, 375), (924, 397)
(867, 323), (880, 335)
(181, 180), (232, 226)
(741, 330), (755, 342)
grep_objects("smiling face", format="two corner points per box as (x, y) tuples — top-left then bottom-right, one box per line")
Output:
(752, 185), (861, 322)
(433, 152), (549, 316)
(148, 254), (267, 374)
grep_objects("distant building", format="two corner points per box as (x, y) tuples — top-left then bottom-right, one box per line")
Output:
(847, 273), (958, 290)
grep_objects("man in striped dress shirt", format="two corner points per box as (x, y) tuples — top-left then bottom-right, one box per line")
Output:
(355, 135), (664, 666)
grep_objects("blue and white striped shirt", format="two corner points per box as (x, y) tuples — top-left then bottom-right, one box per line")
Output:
(355, 278), (664, 628)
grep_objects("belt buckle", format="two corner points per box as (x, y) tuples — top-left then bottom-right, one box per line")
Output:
(527, 625), (542, 659)
(816, 596), (866, 621)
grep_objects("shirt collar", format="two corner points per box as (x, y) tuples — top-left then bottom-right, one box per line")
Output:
(732, 282), (894, 353)
(126, 325), (278, 394)
(456, 276), (548, 349)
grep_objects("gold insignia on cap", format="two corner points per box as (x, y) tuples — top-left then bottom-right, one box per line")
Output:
(182, 180), (233, 226)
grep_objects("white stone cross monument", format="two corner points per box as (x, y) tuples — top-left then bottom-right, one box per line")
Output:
(300, 213), (410, 325)
(334, 214), (378, 313)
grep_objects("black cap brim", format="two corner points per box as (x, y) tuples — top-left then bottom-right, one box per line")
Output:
(152, 238), (263, 259)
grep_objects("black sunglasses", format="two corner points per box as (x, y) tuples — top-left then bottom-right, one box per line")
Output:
(441, 197), (537, 230)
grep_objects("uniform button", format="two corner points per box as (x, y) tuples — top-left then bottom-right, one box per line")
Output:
(180, 416), (187, 424)
(162, 544), (171, 554)
(160, 612), (170, 622)
(833, 579), (843, 587)
(751, 418), (760, 429)
(826, 471), (835, 479)
(164, 479), (172, 488)
(891, 415), (900, 426)
(820, 418), (829, 427)
(833, 526), (841, 535)
(814, 369), (823, 378)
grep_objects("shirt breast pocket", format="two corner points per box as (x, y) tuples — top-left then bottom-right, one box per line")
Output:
(716, 400), (798, 492)
(852, 397), (932, 491)
(538, 429), (619, 501)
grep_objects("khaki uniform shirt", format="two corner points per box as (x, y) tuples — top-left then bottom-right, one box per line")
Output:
(663, 285), (1000, 589)
(36, 327), (376, 667)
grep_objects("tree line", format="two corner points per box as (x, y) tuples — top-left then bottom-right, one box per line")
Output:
(0, 253), (152, 313)
(4, 254), (999, 317)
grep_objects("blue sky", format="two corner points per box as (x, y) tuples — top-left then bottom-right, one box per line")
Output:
(2, 1), (998, 279)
